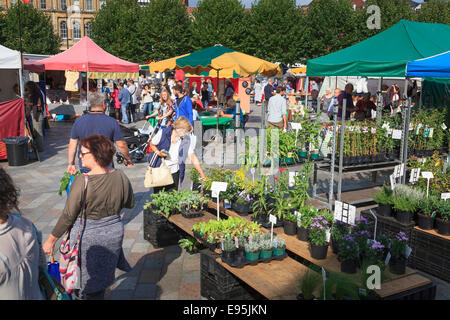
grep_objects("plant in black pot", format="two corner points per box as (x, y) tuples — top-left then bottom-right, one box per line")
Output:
(365, 240), (386, 271)
(252, 178), (270, 223)
(179, 237), (202, 255)
(232, 190), (253, 216)
(296, 269), (321, 300)
(297, 205), (318, 241)
(350, 218), (371, 267)
(180, 191), (209, 218)
(416, 195), (438, 230)
(330, 220), (351, 254)
(188, 167), (203, 192)
(389, 232), (409, 275)
(373, 185), (394, 217)
(236, 236), (247, 264)
(222, 238), (237, 265)
(392, 196), (417, 224)
(337, 235), (359, 274)
(309, 215), (330, 260)
(435, 199), (450, 236)
(283, 211), (298, 236)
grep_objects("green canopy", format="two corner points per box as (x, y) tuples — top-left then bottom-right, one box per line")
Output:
(307, 20), (450, 77)
(176, 46), (234, 74)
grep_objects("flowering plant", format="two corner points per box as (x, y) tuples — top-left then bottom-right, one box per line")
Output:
(308, 215), (330, 246)
(390, 232), (409, 260)
(351, 229), (371, 258)
(331, 220), (350, 242)
(365, 240), (385, 266)
(338, 235), (359, 261)
(352, 216), (370, 233)
(235, 190), (254, 205)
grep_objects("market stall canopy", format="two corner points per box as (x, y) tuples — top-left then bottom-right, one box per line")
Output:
(41, 37), (139, 79)
(307, 20), (450, 77)
(0, 44), (21, 69)
(24, 58), (45, 73)
(175, 45), (281, 78)
(406, 51), (450, 78)
(290, 66), (307, 74)
(140, 53), (189, 72)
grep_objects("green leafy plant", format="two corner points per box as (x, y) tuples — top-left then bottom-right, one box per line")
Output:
(188, 167), (202, 186)
(273, 237), (286, 249)
(331, 220), (350, 243)
(260, 239), (273, 251)
(326, 272), (360, 300)
(418, 195), (439, 217)
(374, 185), (394, 205)
(246, 240), (260, 253)
(223, 238), (236, 252)
(290, 160), (313, 209)
(298, 205), (319, 229)
(58, 172), (80, 196)
(437, 199), (450, 221)
(393, 196), (417, 212)
(284, 212), (298, 223)
(390, 232), (409, 260)
(297, 269), (321, 300)
(178, 237), (201, 253)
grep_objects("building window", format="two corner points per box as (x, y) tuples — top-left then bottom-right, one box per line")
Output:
(86, 0), (92, 10)
(73, 21), (81, 39)
(60, 21), (67, 38)
(60, 0), (66, 10)
(85, 22), (91, 37)
(40, 0), (46, 9)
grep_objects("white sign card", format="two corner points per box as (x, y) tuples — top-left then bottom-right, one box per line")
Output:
(390, 174), (397, 190)
(250, 167), (256, 183)
(394, 164), (405, 178)
(442, 123), (448, 130)
(291, 122), (302, 130)
(334, 201), (356, 226)
(384, 252), (391, 266)
(441, 193), (450, 200)
(409, 168), (421, 184)
(211, 181), (228, 221)
(289, 171), (299, 188)
(269, 214), (277, 242)
(421, 172), (434, 199)
(405, 246), (412, 259)
(392, 129), (402, 140)
(325, 229), (331, 243)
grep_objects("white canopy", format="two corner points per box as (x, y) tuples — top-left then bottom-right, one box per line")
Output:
(0, 44), (21, 70)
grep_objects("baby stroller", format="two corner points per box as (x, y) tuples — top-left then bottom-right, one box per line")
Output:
(116, 121), (158, 163)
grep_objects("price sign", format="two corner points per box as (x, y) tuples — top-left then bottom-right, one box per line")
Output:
(269, 214), (277, 242)
(415, 123), (423, 135)
(212, 181), (228, 221)
(392, 129), (402, 140)
(291, 122), (302, 130)
(325, 229), (331, 243)
(409, 168), (421, 184)
(441, 193), (450, 200)
(334, 201), (356, 226)
(421, 172), (434, 199)
(393, 164), (405, 178)
(442, 123), (448, 130)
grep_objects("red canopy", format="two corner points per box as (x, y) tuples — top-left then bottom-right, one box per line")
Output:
(24, 58), (45, 73)
(41, 37), (139, 73)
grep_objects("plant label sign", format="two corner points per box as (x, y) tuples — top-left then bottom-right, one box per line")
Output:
(250, 167), (256, 183)
(441, 193), (450, 200)
(325, 229), (331, 243)
(289, 171), (299, 188)
(405, 246), (412, 259)
(211, 181), (228, 198)
(334, 201), (356, 226)
(442, 123), (448, 131)
(393, 164), (405, 178)
(291, 122), (302, 130)
(384, 252), (391, 266)
(392, 129), (402, 140)
(390, 174), (397, 190)
(409, 168), (421, 184)
(421, 172), (434, 179)
(269, 214), (277, 242)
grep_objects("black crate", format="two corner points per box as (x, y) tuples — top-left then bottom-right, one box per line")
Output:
(380, 282), (436, 300)
(201, 276), (256, 300)
(411, 228), (450, 258)
(409, 250), (450, 283)
(361, 209), (415, 243)
(143, 208), (180, 248)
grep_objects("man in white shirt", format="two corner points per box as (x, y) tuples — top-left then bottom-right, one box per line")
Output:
(267, 87), (287, 130)
(127, 80), (138, 123)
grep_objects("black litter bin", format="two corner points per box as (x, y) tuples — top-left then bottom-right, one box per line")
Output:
(2, 136), (29, 166)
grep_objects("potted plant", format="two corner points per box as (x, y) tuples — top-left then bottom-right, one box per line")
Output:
(351, 229), (371, 267)
(309, 215), (330, 260)
(260, 239), (273, 260)
(272, 237), (286, 257)
(376, 233), (391, 260)
(374, 185), (394, 217)
(389, 232), (409, 275)
(232, 190), (253, 216)
(392, 196), (417, 224)
(296, 269), (321, 300)
(337, 235), (359, 274)
(365, 240), (386, 270)
(181, 192), (208, 218)
(188, 167), (202, 192)
(236, 236), (247, 264)
(330, 220), (350, 254)
(297, 205), (318, 242)
(245, 240), (261, 263)
(222, 238), (237, 264)
(178, 237), (201, 255)
(435, 199), (450, 236)
(283, 212), (298, 236)
(417, 196), (438, 230)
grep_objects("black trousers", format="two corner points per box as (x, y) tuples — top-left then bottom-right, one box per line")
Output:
(153, 170), (180, 194)
(128, 104), (137, 123)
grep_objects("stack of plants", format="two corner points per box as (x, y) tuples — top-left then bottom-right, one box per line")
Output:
(408, 108), (448, 156)
(191, 216), (262, 250)
(408, 152), (450, 195)
(230, 167), (258, 216)
(144, 190), (210, 218)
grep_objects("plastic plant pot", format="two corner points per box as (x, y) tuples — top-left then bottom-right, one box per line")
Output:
(310, 243), (329, 260)
(260, 250), (273, 259)
(340, 259), (357, 274)
(417, 213), (434, 230)
(273, 247), (285, 257)
(246, 251), (260, 262)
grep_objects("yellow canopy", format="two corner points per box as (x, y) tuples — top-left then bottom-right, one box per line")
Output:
(291, 66), (307, 74)
(141, 54), (189, 73)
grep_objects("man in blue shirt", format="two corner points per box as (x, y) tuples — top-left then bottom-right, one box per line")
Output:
(118, 82), (131, 124)
(67, 92), (132, 174)
(173, 85), (194, 125)
(264, 79), (274, 102)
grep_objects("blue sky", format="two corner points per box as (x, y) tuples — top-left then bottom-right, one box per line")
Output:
(188, 0), (426, 8)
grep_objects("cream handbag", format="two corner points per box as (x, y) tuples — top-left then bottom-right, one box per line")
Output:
(144, 153), (174, 188)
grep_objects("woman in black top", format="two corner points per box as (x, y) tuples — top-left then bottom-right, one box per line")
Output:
(25, 82), (45, 152)
(201, 82), (209, 109)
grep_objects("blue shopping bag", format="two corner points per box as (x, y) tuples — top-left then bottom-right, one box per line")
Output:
(47, 255), (61, 283)
(66, 175), (75, 197)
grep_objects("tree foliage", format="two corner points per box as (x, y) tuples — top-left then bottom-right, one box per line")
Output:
(303, 0), (360, 60)
(136, 0), (192, 63)
(1, 3), (60, 54)
(417, 0), (450, 24)
(190, 0), (247, 51)
(246, 0), (306, 64)
(90, 0), (141, 62)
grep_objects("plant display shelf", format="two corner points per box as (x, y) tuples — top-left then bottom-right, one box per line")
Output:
(374, 273), (435, 300)
(315, 187), (381, 207)
(316, 160), (401, 174)
(208, 201), (418, 282)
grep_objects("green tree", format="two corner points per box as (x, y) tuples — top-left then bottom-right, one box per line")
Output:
(90, 0), (141, 62)
(303, 0), (360, 60)
(356, 0), (416, 39)
(1, 3), (60, 54)
(417, 0), (450, 24)
(190, 0), (247, 51)
(246, 0), (306, 65)
(136, 0), (192, 63)
(0, 8), (6, 45)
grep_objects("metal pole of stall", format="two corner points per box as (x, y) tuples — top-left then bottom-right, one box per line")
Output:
(398, 78), (409, 183)
(401, 97), (412, 185)
(216, 69), (220, 138)
(376, 77), (383, 124)
(259, 99), (266, 172)
(235, 99), (241, 129)
(304, 76), (309, 111)
(337, 98), (347, 201)
(328, 99), (339, 208)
